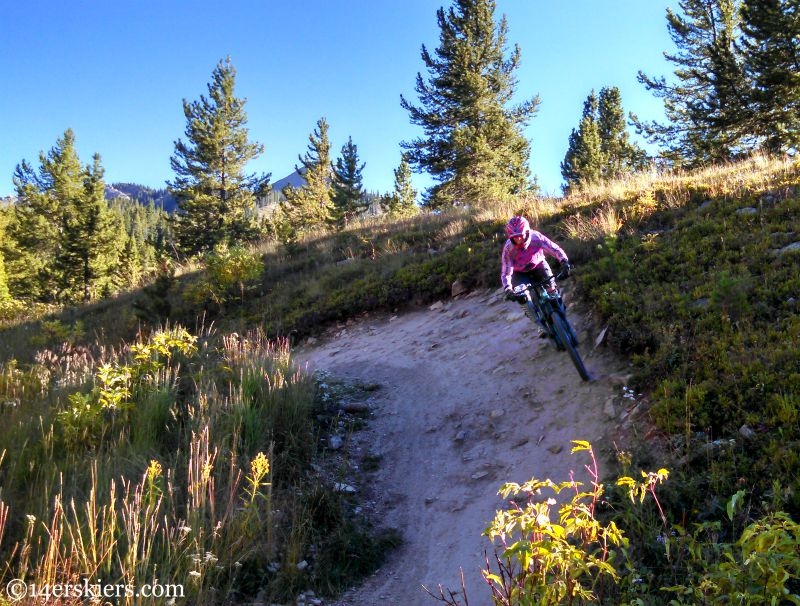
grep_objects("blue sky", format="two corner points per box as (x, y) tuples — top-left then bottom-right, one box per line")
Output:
(0, 1), (679, 199)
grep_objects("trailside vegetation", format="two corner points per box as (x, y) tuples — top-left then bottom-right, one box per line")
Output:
(0, 325), (398, 604)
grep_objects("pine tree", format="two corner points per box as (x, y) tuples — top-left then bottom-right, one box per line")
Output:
(561, 92), (604, 191)
(8, 130), (83, 299)
(280, 118), (334, 234)
(382, 155), (419, 217)
(0, 203), (14, 303)
(53, 153), (121, 301)
(331, 136), (367, 227)
(400, 0), (539, 208)
(109, 197), (166, 282)
(7, 130), (120, 302)
(740, 0), (800, 153)
(633, 0), (751, 164)
(562, 87), (649, 192)
(133, 261), (175, 325)
(115, 235), (143, 290)
(169, 57), (269, 256)
(597, 87), (649, 178)
(0, 249), (9, 303)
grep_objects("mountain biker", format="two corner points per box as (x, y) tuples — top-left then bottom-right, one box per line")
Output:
(501, 216), (572, 328)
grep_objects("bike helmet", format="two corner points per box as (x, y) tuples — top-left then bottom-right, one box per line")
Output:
(505, 216), (530, 240)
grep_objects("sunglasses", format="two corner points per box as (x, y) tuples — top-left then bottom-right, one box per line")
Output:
(511, 235), (524, 244)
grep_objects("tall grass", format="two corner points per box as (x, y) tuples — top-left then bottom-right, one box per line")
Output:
(0, 325), (326, 604)
(563, 152), (799, 212)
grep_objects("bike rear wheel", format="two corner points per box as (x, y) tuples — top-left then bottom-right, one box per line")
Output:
(551, 312), (590, 381)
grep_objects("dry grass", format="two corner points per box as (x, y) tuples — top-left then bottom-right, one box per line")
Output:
(473, 192), (565, 226)
(562, 204), (626, 241)
(0, 325), (313, 604)
(565, 152), (800, 211)
(557, 153), (800, 242)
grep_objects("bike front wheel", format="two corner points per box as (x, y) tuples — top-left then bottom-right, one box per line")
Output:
(551, 312), (590, 381)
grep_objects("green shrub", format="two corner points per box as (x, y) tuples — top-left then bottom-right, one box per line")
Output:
(663, 492), (800, 605)
(577, 182), (800, 520)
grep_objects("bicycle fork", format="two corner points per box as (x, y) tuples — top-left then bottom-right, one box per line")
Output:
(525, 294), (548, 331)
(533, 291), (570, 346)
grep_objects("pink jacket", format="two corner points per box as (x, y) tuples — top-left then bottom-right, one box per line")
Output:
(500, 230), (568, 290)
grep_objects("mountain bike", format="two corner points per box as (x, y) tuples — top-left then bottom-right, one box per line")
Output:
(511, 270), (590, 381)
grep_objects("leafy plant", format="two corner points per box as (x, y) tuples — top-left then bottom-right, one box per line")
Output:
(663, 491), (800, 605)
(204, 243), (264, 304)
(57, 364), (132, 452)
(56, 326), (197, 453)
(429, 441), (669, 605)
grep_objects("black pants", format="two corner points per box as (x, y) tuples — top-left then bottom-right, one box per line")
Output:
(511, 262), (555, 293)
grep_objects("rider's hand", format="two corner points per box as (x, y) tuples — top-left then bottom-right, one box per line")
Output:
(505, 288), (526, 304)
(562, 261), (574, 277)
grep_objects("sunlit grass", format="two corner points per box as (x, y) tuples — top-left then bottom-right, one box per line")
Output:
(0, 325), (324, 604)
(565, 152), (800, 211)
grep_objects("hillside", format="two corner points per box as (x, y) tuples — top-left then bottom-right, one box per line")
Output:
(107, 182), (179, 212)
(0, 184), (178, 211)
(0, 155), (798, 604)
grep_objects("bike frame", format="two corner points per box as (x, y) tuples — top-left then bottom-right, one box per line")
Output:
(512, 270), (568, 333)
(511, 270), (589, 381)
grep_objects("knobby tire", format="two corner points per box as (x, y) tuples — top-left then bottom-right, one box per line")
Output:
(551, 312), (590, 381)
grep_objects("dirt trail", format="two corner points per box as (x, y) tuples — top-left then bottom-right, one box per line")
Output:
(293, 285), (633, 606)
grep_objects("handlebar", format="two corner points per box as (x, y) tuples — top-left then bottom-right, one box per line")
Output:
(512, 268), (571, 295)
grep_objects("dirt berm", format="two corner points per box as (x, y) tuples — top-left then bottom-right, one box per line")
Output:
(294, 284), (638, 606)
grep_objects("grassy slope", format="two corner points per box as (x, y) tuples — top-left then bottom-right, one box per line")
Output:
(0, 154), (798, 602)
(171, 154), (800, 520)
(567, 155), (800, 519)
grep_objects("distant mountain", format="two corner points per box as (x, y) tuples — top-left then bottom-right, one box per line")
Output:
(271, 168), (306, 193)
(257, 168), (307, 213)
(5, 170), (387, 216)
(258, 169), (386, 216)
(107, 183), (178, 212)
(1, 186), (176, 212)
